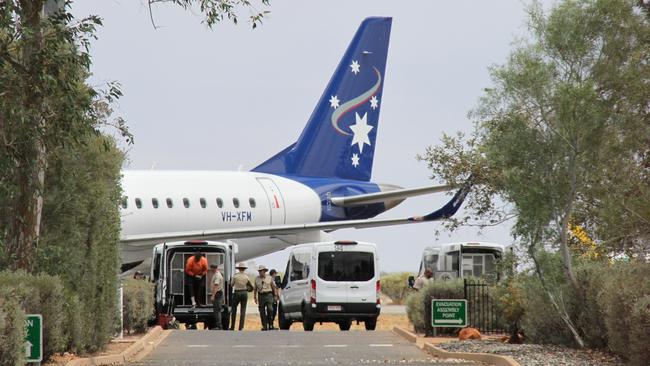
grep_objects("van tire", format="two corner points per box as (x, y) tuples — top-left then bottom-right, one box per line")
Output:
(302, 305), (314, 331)
(338, 320), (352, 331)
(279, 305), (292, 330)
(365, 317), (377, 331)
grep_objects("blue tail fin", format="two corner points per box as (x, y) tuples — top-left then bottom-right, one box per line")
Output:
(253, 17), (392, 181)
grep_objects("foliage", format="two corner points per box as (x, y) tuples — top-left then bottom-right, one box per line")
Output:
(405, 279), (464, 335)
(381, 272), (413, 305)
(123, 279), (155, 334)
(0, 293), (26, 366)
(149, 0), (271, 28)
(0, 271), (66, 360)
(35, 132), (124, 352)
(418, 0), (650, 346)
(628, 295), (650, 366)
(598, 261), (650, 363)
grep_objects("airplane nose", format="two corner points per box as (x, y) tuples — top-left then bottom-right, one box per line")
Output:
(378, 183), (405, 210)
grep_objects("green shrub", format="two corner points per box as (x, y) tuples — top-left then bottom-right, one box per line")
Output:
(0, 295), (26, 366)
(629, 295), (650, 366)
(405, 279), (464, 335)
(381, 272), (413, 305)
(598, 261), (650, 364)
(122, 279), (154, 334)
(0, 271), (66, 360)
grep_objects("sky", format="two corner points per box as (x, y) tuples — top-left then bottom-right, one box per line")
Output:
(72, 0), (552, 272)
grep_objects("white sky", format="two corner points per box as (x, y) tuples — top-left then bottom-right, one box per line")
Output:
(73, 0), (553, 272)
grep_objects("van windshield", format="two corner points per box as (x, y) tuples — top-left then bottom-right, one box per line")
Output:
(318, 251), (374, 282)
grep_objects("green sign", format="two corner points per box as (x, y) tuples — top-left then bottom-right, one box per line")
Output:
(25, 314), (42, 362)
(432, 299), (467, 327)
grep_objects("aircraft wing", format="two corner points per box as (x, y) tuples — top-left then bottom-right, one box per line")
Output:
(330, 184), (455, 207)
(121, 183), (470, 244)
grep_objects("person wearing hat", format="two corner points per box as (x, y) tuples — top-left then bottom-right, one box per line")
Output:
(209, 264), (224, 330)
(254, 265), (278, 331)
(230, 262), (253, 331)
(268, 269), (280, 328)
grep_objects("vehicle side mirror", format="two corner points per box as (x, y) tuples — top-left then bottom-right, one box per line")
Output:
(407, 275), (415, 288)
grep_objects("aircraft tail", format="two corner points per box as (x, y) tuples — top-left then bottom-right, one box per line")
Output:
(253, 17), (392, 181)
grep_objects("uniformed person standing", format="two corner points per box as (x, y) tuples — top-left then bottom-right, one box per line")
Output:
(230, 263), (253, 331)
(209, 264), (224, 330)
(254, 265), (278, 331)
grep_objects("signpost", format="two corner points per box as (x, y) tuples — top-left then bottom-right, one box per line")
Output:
(25, 314), (42, 363)
(431, 299), (467, 328)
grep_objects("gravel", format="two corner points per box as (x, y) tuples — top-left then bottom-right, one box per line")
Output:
(436, 340), (624, 366)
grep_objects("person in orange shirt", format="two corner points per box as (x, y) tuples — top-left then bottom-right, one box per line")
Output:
(185, 251), (208, 306)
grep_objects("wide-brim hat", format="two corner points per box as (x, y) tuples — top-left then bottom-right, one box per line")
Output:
(258, 265), (268, 272)
(236, 262), (248, 269)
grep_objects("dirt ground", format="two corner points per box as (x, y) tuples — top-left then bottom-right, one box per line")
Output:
(43, 335), (141, 366)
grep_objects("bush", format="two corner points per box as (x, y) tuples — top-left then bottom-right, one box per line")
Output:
(405, 279), (464, 335)
(122, 279), (154, 334)
(598, 261), (650, 365)
(629, 295), (650, 366)
(0, 271), (66, 360)
(0, 295), (26, 366)
(381, 272), (413, 305)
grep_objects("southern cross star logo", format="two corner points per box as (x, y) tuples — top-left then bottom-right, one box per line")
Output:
(329, 60), (382, 168)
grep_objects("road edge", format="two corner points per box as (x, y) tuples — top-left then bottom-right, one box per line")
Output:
(65, 326), (171, 366)
(392, 326), (520, 366)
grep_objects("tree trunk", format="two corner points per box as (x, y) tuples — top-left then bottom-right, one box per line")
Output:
(5, 0), (47, 271)
(559, 152), (582, 296)
(528, 237), (585, 348)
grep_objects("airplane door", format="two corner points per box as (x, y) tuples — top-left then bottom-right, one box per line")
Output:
(256, 178), (286, 225)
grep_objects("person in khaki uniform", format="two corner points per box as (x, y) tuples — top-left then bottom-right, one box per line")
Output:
(209, 264), (224, 330)
(230, 262), (253, 331)
(254, 265), (278, 331)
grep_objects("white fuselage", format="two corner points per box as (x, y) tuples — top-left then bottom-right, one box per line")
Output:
(120, 171), (323, 264)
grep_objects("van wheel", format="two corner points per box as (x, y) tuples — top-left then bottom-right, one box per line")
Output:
(338, 320), (352, 331)
(365, 318), (377, 331)
(302, 305), (314, 331)
(279, 305), (292, 330)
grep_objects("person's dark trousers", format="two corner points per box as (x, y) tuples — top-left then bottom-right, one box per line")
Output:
(186, 274), (204, 305)
(212, 290), (223, 329)
(230, 290), (248, 330)
(258, 292), (274, 330)
(269, 300), (278, 328)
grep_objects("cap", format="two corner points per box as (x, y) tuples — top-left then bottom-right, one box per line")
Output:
(235, 262), (248, 269)
(258, 265), (268, 272)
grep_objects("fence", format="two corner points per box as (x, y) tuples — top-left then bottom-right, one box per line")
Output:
(463, 278), (505, 334)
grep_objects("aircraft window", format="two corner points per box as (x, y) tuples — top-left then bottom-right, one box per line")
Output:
(152, 198), (159, 209)
(233, 198), (240, 208)
(121, 197), (128, 209)
(249, 198), (256, 208)
(200, 198), (207, 208)
(166, 198), (173, 208)
(183, 198), (190, 208)
(135, 198), (142, 209)
(216, 198), (223, 208)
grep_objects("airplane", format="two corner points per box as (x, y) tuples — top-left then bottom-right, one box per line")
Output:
(119, 17), (471, 270)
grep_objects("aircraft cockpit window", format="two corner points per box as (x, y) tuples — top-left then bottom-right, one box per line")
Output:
(166, 198), (173, 208)
(249, 198), (256, 208)
(152, 198), (159, 209)
(200, 198), (207, 208)
(121, 197), (128, 209)
(135, 198), (142, 209)
(183, 198), (190, 208)
(233, 198), (240, 208)
(216, 198), (223, 208)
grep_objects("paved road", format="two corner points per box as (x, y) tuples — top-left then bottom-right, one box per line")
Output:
(129, 330), (476, 366)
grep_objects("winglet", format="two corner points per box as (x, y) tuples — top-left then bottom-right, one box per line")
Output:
(410, 178), (472, 222)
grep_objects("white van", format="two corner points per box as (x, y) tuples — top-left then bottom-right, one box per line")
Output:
(278, 240), (380, 331)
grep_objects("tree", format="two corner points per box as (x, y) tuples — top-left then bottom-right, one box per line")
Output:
(148, 0), (270, 28)
(419, 0), (649, 347)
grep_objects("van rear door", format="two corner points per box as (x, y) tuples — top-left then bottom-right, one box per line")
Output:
(317, 248), (376, 304)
